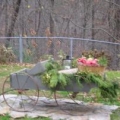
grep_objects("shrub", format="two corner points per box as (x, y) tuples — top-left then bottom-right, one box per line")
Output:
(0, 44), (16, 63)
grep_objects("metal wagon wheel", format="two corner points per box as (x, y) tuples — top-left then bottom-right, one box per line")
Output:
(2, 74), (39, 112)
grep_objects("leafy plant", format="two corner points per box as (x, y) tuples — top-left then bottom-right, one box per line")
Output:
(40, 60), (120, 98)
(57, 50), (66, 60)
(75, 71), (120, 98)
(98, 56), (108, 66)
(41, 60), (69, 90)
(71, 58), (77, 68)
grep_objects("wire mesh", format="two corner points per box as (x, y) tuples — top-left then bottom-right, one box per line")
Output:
(0, 37), (120, 70)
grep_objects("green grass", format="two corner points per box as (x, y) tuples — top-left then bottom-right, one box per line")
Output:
(0, 115), (52, 120)
(106, 70), (120, 81)
(110, 107), (120, 120)
(0, 114), (10, 120)
(0, 64), (120, 119)
(14, 116), (51, 120)
(0, 64), (33, 78)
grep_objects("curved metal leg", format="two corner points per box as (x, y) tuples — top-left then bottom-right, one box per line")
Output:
(2, 74), (39, 112)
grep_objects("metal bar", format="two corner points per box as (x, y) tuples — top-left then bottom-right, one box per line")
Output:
(0, 36), (120, 45)
(70, 38), (73, 58)
(19, 35), (23, 63)
(0, 37), (20, 39)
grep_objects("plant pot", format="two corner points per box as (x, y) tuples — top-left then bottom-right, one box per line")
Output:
(78, 64), (105, 75)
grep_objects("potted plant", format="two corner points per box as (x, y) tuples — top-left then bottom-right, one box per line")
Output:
(77, 50), (109, 75)
(77, 56), (106, 75)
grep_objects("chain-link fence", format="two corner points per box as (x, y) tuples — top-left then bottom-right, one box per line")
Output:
(0, 36), (120, 70)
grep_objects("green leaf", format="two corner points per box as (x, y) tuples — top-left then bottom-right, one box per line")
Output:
(98, 56), (108, 66)
(48, 69), (57, 75)
(50, 75), (58, 88)
(45, 62), (53, 70)
(58, 73), (67, 87)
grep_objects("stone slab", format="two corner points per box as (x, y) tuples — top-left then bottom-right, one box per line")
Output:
(0, 94), (118, 120)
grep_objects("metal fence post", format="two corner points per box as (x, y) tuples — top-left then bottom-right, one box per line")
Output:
(70, 38), (73, 58)
(19, 35), (23, 63)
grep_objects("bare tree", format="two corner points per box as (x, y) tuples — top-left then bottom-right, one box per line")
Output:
(114, 0), (120, 41)
(49, 0), (54, 55)
(0, 0), (119, 68)
(6, 0), (21, 46)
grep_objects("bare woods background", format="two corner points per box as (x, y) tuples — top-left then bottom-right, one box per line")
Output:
(0, 0), (120, 69)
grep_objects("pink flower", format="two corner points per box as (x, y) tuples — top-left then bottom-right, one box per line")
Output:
(77, 57), (87, 64)
(78, 57), (99, 66)
(92, 59), (99, 66)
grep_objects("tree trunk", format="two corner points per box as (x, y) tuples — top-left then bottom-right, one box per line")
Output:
(49, 0), (54, 55)
(5, 0), (8, 37)
(91, 1), (95, 50)
(113, 0), (120, 69)
(6, 0), (21, 47)
(114, 0), (120, 41)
